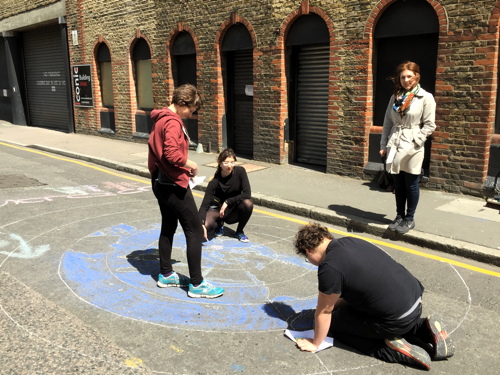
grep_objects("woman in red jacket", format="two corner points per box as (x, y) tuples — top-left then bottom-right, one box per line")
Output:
(148, 84), (224, 299)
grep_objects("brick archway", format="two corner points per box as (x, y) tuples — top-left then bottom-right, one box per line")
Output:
(277, 1), (341, 171)
(165, 23), (201, 101)
(365, 0), (448, 175)
(365, 0), (448, 39)
(210, 14), (258, 151)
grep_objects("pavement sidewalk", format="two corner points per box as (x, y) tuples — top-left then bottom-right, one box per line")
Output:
(1, 121), (499, 266)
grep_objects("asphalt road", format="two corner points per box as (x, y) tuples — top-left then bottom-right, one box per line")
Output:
(1, 144), (499, 375)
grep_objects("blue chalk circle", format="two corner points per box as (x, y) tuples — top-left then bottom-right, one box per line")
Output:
(61, 224), (317, 332)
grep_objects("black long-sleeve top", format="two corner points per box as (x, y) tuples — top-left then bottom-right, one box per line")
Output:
(199, 166), (251, 224)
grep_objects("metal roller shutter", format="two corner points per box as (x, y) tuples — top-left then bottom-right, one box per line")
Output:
(23, 24), (70, 131)
(232, 50), (253, 157)
(296, 45), (329, 166)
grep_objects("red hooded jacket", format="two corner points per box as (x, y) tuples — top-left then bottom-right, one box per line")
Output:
(148, 107), (191, 189)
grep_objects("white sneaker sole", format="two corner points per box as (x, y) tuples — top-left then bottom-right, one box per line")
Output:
(188, 291), (224, 298)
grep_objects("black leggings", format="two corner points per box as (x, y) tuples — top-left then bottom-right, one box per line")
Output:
(204, 199), (253, 234)
(152, 180), (203, 285)
(329, 303), (432, 363)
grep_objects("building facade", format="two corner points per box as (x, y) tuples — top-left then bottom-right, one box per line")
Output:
(1, 0), (500, 195)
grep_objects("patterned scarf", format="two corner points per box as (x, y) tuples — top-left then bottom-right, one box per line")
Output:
(393, 84), (420, 116)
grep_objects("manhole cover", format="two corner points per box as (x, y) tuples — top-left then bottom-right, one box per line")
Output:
(0, 174), (46, 189)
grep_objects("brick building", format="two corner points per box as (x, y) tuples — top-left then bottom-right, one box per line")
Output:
(1, 0), (499, 195)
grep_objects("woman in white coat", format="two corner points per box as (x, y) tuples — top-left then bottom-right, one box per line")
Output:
(379, 61), (436, 234)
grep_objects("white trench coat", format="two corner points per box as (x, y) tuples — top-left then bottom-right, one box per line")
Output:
(380, 87), (436, 175)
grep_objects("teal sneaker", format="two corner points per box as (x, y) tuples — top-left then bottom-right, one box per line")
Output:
(188, 280), (224, 298)
(157, 272), (190, 288)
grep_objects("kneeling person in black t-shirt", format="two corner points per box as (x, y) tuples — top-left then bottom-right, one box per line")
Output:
(293, 223), (454, 371)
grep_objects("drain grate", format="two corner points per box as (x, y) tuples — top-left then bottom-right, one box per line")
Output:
(0, 174), (46, 189)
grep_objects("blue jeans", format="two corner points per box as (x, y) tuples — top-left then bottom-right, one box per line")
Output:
(392, 171), (420, 221)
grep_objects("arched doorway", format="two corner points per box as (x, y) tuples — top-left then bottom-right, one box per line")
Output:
(221, 24), (254, 157)
(372, 0), (439, 176)
(286, 14), (330, 167)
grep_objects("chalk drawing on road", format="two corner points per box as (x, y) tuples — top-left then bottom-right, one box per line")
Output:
(0, 233), (50, 258)
(59, 223), (318, 332)
(0, 182), (150, 208)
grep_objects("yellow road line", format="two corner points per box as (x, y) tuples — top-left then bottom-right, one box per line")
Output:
(1, 142), (147, 183)
(4, 141), (499, 278)
(254, 210), (500, 278)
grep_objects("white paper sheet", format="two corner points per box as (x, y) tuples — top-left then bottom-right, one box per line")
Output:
(189, 175), (206, 189)
(284, 329), (334, 353)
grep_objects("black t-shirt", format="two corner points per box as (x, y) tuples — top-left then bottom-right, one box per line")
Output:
(318, 237), (424, 322)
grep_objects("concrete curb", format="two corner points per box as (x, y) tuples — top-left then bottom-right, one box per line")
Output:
(23, 143), (500, 267)
(30, 144), (151, 178)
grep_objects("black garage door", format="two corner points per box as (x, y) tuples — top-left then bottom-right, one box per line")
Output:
(23, 24), (71, 131)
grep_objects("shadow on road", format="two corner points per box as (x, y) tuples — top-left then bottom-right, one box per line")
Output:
(126, 248), (181, 282)
(262, 302), (315, 331)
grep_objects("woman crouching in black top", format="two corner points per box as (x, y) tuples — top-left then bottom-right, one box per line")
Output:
(199, 148), (253, 242)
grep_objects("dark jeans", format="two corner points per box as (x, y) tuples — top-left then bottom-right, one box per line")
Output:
(152, 180), (203, 285)
(392, 171), (420, 221)
(204, 199), (253, 234)
(329, 304), (432, 363)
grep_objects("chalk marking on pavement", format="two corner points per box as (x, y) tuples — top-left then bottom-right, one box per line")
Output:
(3, 140), (497, 278)
(253, 208), (500, 278)
(0, 203), (472, 373)
(447, 264), (472, 336)
(170, 345), (184, 353)
(124, 357), (144, 368)
(0, 233), (50, 259)
(0, 301), (150, 372)
(0, 141), (146, 183)
(0, 183), (150, 208)
(59, 223), (319, 332)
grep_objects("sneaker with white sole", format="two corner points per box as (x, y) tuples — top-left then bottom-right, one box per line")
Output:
(384, 338), (431, 371)
(426, 315), (455, 360)
(235, 232), (249, 243)
(388, 215), (404, 231)
(188, 280), (224, 298)
(157, 272), (190, 288)
(396, 218), (415, 234)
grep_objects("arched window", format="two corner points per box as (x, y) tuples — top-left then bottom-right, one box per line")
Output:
(96, 43), (113, 108)
(132, 38), (154, 110)
(172, 31), (196, 87)
(96, 43), (115, 133)
(373, 0), (438, 127)
(171, 31), (198, 145)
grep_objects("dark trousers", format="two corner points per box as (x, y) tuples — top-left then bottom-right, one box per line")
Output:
(152, 180), (203, 285)
(329, 304), (432, 363)
(204, 199), (253, 234)
(392, 171), (420, 221)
